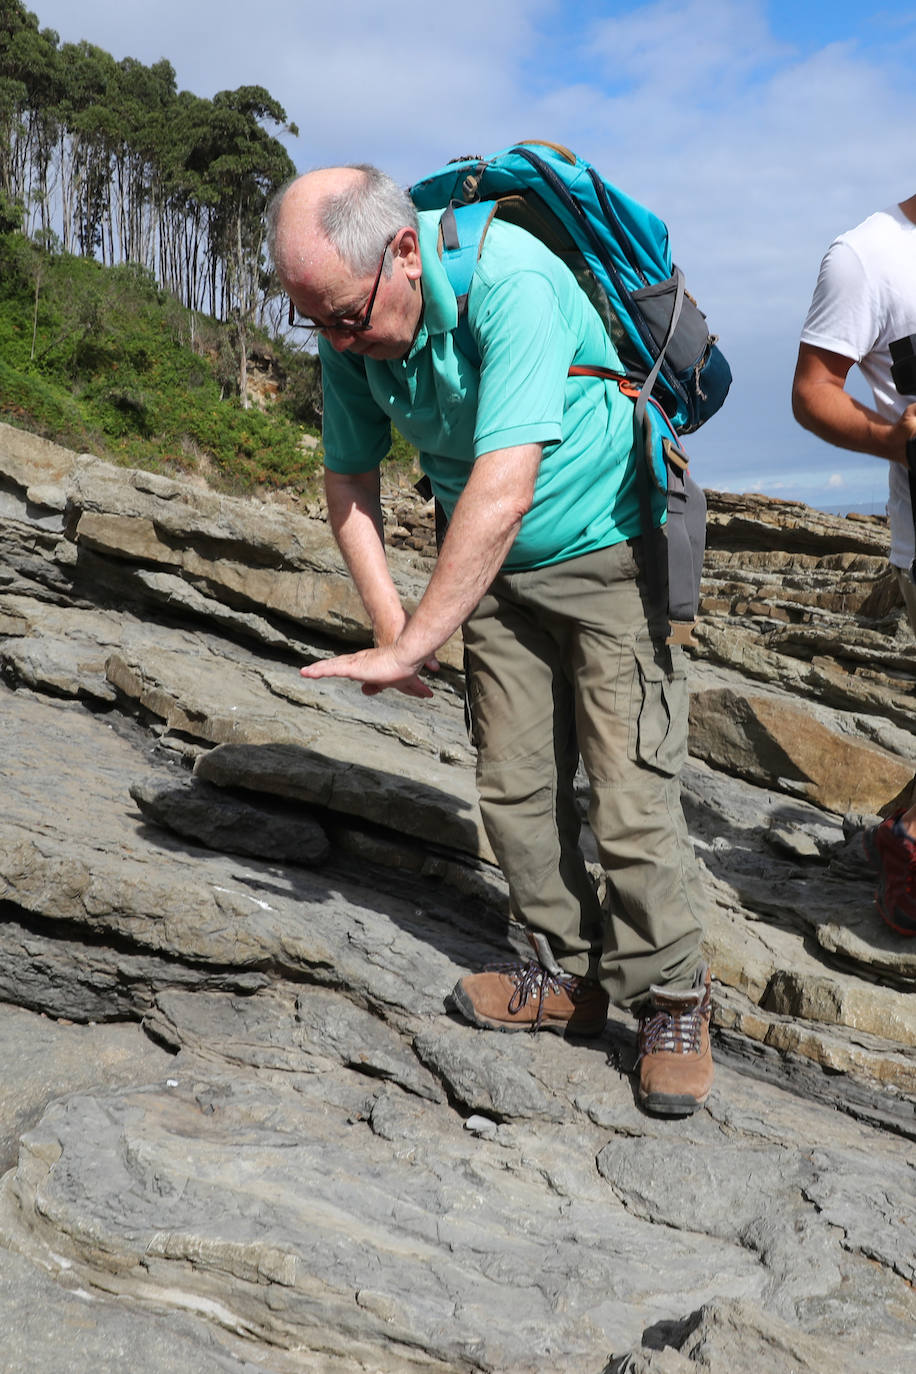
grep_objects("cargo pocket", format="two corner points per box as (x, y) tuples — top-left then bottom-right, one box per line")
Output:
(628, 640), (688, 777)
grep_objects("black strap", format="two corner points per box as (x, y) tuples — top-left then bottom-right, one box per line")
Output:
(414, 475), (448, 550)
(907, 436), (916, 583)
(440, 204), (461, 252)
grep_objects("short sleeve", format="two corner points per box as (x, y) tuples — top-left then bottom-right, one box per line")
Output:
(800, 240), (881, 363)
(470, 270), (573, 456)
(319, 341), (392, 474)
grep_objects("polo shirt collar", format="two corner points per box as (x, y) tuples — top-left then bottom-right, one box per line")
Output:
(406, 211), (458, 359)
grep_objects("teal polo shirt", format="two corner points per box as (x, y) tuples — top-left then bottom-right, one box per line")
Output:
(320, 210), (652, 571)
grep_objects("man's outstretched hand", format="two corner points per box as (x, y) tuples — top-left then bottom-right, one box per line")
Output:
(300, 644), (439, 698)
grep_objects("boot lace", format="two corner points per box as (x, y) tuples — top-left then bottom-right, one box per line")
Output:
(491, 959), (585, 1032)
(637, 997), (709, 1061)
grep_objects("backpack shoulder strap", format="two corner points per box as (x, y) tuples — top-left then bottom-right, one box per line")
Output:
(570, 363), (701, 643)
(437, 201), (498, 364)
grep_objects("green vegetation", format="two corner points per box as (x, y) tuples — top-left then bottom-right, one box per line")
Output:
(0, 1), (299, 416)
(0, 3), (420, 495)
(0, 227), (326, 492)
(0, 3), (295, 319)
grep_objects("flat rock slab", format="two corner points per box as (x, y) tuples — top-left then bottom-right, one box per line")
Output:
(0, 1003), (913, 1373)
(0, 1002), (174, 1171)
(129, 773), (331, 866)
(0, 683), (480, 1019)
(689, 685), (915, 814)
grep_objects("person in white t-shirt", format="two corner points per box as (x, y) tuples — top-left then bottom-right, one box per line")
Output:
(792, 194), (916, 938)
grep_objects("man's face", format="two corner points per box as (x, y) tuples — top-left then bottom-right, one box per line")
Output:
(288, 227), (423, 361)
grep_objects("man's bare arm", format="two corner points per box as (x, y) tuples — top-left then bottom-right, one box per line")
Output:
(324, 467), (409, 646)
(396, 442), (541, 660)
(791, 342), (916, 463)
(302, 443), (543, 696)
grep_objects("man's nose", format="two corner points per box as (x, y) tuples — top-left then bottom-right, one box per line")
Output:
(327, 330), (356, 353)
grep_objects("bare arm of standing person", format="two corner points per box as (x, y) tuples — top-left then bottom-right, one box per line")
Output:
(325, 467), (412, 646)
(302, 443), (543, 697)
(321, 466), (439, 698)
(791, 343), (916, 462)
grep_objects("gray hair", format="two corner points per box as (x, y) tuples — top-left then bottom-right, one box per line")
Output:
(266, 164), (418, 279)
(320, 165), (418, 276)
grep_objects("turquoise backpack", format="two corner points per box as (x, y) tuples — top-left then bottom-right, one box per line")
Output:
(409, 140), (730, 639)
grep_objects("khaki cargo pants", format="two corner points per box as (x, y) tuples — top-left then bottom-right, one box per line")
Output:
(463, 537), (706, 1008)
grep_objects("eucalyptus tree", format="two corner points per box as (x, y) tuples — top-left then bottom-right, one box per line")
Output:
(1, 4), (298, 399)
(197, 85), (295, 404)
(0, 2), (62, 234)
(54, 40), (121, 257)
(109, 55), (177, 269)
(157, 89), (224, 315)
(0, 0), (35, 209)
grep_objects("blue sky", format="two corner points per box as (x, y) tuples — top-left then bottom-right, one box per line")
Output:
(29, 0), (916, 512)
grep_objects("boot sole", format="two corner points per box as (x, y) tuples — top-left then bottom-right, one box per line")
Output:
(638, 1087), (710, 1116)
(448, 985), (607, 1037)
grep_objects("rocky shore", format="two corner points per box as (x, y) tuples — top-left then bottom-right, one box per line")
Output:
(0, 421), (913, 1373)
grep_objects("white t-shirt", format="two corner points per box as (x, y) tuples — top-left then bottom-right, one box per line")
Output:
(800, 204), (916, 569)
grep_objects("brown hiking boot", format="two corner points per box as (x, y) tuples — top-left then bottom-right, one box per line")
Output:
(449, 933), (608, 1036)
(636, 965), (713, 1115)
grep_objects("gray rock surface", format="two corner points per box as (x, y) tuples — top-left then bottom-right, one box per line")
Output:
(0, 422), (914, 1373)
(0, 1003), (174, 1172)
(0, 1244), (275, 1374)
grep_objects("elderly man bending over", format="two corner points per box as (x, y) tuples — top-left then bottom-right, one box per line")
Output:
(269, 163), (713, 1115)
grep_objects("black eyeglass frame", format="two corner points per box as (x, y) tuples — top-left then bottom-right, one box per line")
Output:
(287, 232), (398, 336)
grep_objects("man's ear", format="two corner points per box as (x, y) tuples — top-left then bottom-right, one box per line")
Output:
(396, 226), (423, 281)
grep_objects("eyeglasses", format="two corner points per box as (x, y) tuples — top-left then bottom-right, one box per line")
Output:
(288, 233), (397, 341)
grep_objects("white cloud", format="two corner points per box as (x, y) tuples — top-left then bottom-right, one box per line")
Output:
(585, 0), (790, 96)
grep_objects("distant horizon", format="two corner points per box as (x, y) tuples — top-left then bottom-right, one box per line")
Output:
(702, 488), (888, 519)
(820, 499), (888, 519)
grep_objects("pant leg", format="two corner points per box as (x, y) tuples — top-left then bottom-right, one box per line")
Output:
(565, 540), (707, 1005)
(464, 540), (707, 1003)
(463, 585), (604, 975)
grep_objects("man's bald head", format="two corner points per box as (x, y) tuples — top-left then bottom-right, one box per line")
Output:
(268, 164), (418, 293)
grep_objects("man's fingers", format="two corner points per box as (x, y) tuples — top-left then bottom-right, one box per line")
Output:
(300, 658), (359, 681)
(300, 654), (434, 699)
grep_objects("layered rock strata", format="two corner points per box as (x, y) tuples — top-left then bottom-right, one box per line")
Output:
(0, 423), (913, 1373)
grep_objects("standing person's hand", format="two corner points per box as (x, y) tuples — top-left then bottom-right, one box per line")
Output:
(300, 643), (438, 698)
